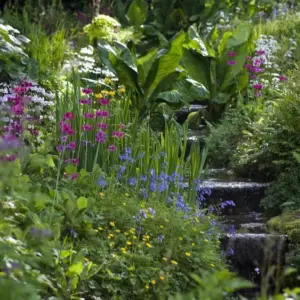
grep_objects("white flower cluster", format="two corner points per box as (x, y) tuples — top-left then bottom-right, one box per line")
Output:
(0, 81), (55, 128)
(284, 37), (297, 58)
(64, 45), (118, 80)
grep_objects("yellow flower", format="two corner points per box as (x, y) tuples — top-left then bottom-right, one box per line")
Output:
(146, 243), (153, 248)
(109, 242), (115, 247)
(110, 221), (116, 227)
(145, 284), (149, 289)
(126, 241), (132, 246)
(151, 280), (156, 285)
(94, 229), (99, 232)
(171, 260), (178, 265)
(118, 87), (126, 93)
(84, 257), (89, 262)
(104, 77), (112, 84)
(108, 233), (114, 239)
(99, 192), (105, 197)
(121, 247), (127, 253)
(101, 90), (109, 95)
(185, 252), (191, 257)
(108, 91), (116, 97)
(98, 226), (104, 231)
(116, 229), (121, 233)
(178, 237), (183, 241)
(95, 93), (103, 98)
(162, 257), (168, 262)
(160, 276), (165, 281)
(133, 235), (137, 240)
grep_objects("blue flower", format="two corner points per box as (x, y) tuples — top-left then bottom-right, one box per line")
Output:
(227, 248), (235, 256)
(125, 147), (132, 154)
(149, 181), (156, 192)
(128, 177), (137, 186)
(141, 188), (148, 199)
(219, 200), (235, 209)
(157, 235), (165, 242)
(160, 151), (167, 158)
(140, 175), (147, 182)
(97, 176), (107, 187)
(158, 181), (168, 192)
(137, 152), (145, 159)
(148, 208), (156, 216)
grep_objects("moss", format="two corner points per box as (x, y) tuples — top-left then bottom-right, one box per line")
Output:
(267, 210), (300, 244)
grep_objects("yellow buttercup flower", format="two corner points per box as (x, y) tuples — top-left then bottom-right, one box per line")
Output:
(99, 192), (105, 197)
(84, 257), (89, 262)
(108, 233), (114, 239)
(162, 257), (168, 262)
(118, 87), (126, 93)
(185, 252), (191, 257)
(98, 226), (104, 231)
(151, 280), (156, 285)
(145, 284), (149, 289)
(108, 91), (116, 97)
(160, 276), (165, 281)
(146, 243), (152, 248)
(110, 221), (116, 227)
(95, 93), (103, 98)
(101, 90), (109, 95)
(171, 260), (178, 265)
(116, 229), (121, 233)
(126, 241), (132, 246)
(133, 235), (137, 240)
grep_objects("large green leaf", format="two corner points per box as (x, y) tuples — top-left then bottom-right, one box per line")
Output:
(137, 48), (158, 86)
(114, 41), (137, 72)
(144, 31), (187, 100)
(226, 22), (252, 48)
(181, 49), (211, 92)
(127, 0), (148, 26)
(157, 90), (182, 104)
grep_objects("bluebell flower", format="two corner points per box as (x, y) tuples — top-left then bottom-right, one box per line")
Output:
(157, 235), (165, 242)
(141, 188), (148, 199)
(158, 181), (168, 192)
(148, 208), (156, 216)
(227, 248), (235, 256)
(128, 177), (137, 186)
(140, 175), (147, 182)
(137, 152), (145, 159)
(125, 147), (132, 154)
(219, 200), (235, 209)
(97, 176), (107, 187)
(117, 165), (126, 180)
(160, 151), (167, 158)
(149, 181), (156, 192)
(161, 162), (168, 169)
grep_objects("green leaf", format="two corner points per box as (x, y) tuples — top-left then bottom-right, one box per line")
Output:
(144, 31), (186, 100)
(157, 90), (182, 104)
(77, 196), (88, 210)
(137, 48), (158, 86)
(67, 262), (84, 277)
(227, 22), (252, 48)
(114, 41), (138, 72)
(65, 165), (77, 175)
(46, 155), (55, 168)
(127, 0), (148, 26)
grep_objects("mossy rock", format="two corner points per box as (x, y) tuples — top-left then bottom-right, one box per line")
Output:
(267, 210), (300, 244)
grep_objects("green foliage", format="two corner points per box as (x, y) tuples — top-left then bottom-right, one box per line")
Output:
(0, 19), (30, 81)
(262, 167), (300, 215)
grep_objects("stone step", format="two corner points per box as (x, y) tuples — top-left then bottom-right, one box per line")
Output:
(200, 181), (269, 214)
(175, 104), (206, 124)
(221, 233), (288, 286)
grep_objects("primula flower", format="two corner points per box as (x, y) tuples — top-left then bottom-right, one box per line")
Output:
(79, 99), (92, 105)
(279, 75), (288, 82)
(98, 98), (110, 105)
(71, 158), (80, 165)
(97, 123), (108, 129)
(112, 131), (124, 139)
(96, 130), (106, 143)
(82, 88), (93, 94)
(253, 59), (262, 67)
(227, 51), (236, 57)
(96, 110), (109, 117)
(83, 112), (94, 119)
(56, 145), (65, 152)
(63, 112), (74, 121)
(253, 83), (263, 90)
(82, 124), (93, 131)
(68, 141), (76, 150)
(256, 50), (265, 55)
(247, 56), (252, 60)
(108, 144), (116, 151)
(227, 60), (236, 65)
(71, 173), (79, 180)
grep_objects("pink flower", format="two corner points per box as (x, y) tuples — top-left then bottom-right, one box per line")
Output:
(82, 124), (93, 131)
(227, 60), (236, 65)
(60, 122), (75, 135)
(63, 112), (74, 121)
(253, 83), (263, 90)
(79, 99), (91, 105)
(97, 123), (108, 129)
(249, 67), (264, 73)
(253, 59), (262, 67)
(82, 88), (93, 94)
(256, 50), (265, 55)
(12, 104), (24, 115)
(244, 63), (252, 69)
(30, 129), (39, 136)
(96, 110), (109, 118)
(279, 75), (288, 82)
(108, 144), (116, 151)
(251, 75), (257, 79)
(71, 173), (79, 180)
(227, 51), (236, 57)
(96, 130), (106, 143)
(112, 131), (125, 139)
(98, 98), (110, 105)
(71, 158), (80, 166)
(68, 141), (76, 150)
(118, 123), (126, 130)
(247, 56), (252, 61)
(83, 112), (94, 119)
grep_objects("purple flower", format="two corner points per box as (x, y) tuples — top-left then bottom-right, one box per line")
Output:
(79, 99), (91, 105)
(227, 248), (235, 256)
(61, 136), (68, 142)
(157, 235), (165, 242)
(219, 200), (235, 209)
(98, 176), (107, 187)
(147, 208), (156, 216)
(67, 141), (76, 150)
(149, 181), (156, 192)
(82, 124), (93, 131)
(56, 144), (65, 152)
(227, 60), (236, 65)
(227, 51), (236, 57)
(140, 175), (147, 182)
(141, 188), (148, 199)
(96, 130), (106, 143)
(108, 144), (116, 151)
(82, 88), (93, 94)
(128, 177), (137, 186)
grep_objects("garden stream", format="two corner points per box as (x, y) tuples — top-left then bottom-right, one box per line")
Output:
(177, 105), (288, 298)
